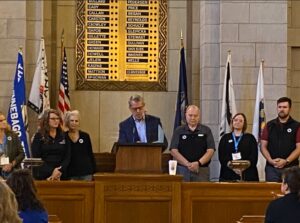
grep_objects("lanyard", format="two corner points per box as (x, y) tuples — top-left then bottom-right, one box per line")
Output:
(0, 135), (7, 154)
(232, 132), (243, 153)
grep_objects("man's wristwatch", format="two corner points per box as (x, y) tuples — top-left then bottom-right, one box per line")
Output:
(198, 160), (202, 167)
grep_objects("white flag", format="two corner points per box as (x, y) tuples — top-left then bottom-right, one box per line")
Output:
(252, 61), (266, 181)
(219, 52), (237, 139)
(28, 38), (50, 118)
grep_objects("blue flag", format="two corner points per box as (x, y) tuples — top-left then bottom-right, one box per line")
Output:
(173, 43), (188, 130)
(7, 51), (30, 157)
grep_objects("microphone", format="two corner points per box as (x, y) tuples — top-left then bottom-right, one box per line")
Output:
(132, 127), (136, 143)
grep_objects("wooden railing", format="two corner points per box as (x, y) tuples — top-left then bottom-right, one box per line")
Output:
(34, 153), (281, 223)
(237, 215), (265, 223)
(48, 215), (62, 223)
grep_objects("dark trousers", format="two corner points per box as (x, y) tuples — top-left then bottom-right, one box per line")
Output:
(177, 165), (209, 182)
(265, 165), (285, 182)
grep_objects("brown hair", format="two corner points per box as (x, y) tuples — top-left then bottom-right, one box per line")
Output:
(282, 166), (300, 200)
(38, 109), (63, 143)
(277, 97), (292, 108)
(6, 169), (45, 212)
(231, 113), (248, 132)
(0, 111), (12, 133)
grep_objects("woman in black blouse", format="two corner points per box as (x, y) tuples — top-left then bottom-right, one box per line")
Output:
(64, 110), (96, 181)
(218, 113), (259, 181)
(31, 109), (71, 180)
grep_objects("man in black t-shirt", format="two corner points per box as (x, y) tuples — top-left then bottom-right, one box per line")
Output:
(170, 105), (215, 182)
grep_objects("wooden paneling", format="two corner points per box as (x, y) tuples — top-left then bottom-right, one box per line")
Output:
(182, 182), (281, 223)
(35, 174), (282, 223)
(94, 152), (172, 173)
(237, 215), (265, 223)
(115, 145), (162, 173)
(36, 181), (94, 223)
(93, 173), (182, 223)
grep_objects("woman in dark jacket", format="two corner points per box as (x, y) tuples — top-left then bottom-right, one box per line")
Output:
(31, 109), (71, 180)
(64, 110), (96, 180)
(0, 111), (25, 179)
(218, 113), (259, 181)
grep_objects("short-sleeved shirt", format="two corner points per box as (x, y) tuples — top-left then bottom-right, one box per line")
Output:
(170, 124), (215, 166)
(261, 117), (300, 166)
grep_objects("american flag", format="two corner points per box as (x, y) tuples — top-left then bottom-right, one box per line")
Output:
(57, 47), (70, 115)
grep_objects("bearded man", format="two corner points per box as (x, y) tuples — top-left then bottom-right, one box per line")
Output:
(261, 97), (300, 182)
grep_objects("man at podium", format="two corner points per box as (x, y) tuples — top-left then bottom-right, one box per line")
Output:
(118, 94), (168, 150)
(170, 105), (215, 181)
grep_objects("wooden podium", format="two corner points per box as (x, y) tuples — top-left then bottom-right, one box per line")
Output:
(114, 143), (164, 173)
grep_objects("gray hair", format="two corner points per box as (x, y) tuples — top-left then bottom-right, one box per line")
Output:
(128, 94), (145, 107)
(64, 110), (80, 129)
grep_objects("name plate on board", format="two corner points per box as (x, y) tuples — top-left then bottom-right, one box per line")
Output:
(76, 0), (167, 91)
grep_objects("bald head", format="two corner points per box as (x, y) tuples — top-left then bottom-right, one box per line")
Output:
(185, 105), (200, 128)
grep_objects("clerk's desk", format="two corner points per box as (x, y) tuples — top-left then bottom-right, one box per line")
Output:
(36, 177), (280, 223)
(35, 152), (280, 223)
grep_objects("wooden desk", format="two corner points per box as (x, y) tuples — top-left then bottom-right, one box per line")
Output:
(182, 182), (280, 223)
(94, 152), (172, 173)
(35, 177), (281, 223)
(94, 173), (182, 223)
(237, 215), (265, 223)
(48, 214), (62, 223)
(36, 181), (94, 223)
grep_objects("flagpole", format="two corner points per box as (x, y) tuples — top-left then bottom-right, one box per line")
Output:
(180, 30), (183, 48)
(173, 30), (188, 131)
(61, 29), (64, 63)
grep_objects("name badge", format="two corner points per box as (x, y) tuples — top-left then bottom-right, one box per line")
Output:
(232, 152), (242, 160)
(0, 156), (9, 165)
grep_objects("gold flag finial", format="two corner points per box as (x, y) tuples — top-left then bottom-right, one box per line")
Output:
(61, 29), (64, 42)
(180, 30), (184, 48)
(61, 29), (65, 62)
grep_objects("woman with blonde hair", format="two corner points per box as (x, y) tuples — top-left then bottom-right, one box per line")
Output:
(64, 110), (96, 180)
(0, 180), (22, 223)
(0, 111), (25, 179)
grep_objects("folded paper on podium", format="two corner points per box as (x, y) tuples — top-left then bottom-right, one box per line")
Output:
(115, 143), (164, 173)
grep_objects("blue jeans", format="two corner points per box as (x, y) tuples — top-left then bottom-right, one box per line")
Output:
(177, 165), (209, 182)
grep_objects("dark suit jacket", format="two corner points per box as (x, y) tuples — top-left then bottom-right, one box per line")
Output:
(118, 115), (168, 150)
(265, 193), (300, 223)
(1, 131), (25, 169)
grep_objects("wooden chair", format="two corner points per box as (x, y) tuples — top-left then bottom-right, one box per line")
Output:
(237, 215), (265, 223)
(48, 214), (62, 223)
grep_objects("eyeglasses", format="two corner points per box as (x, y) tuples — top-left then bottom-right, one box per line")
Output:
(130, 106), (144, 111)
(49, 117), (60, 121)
